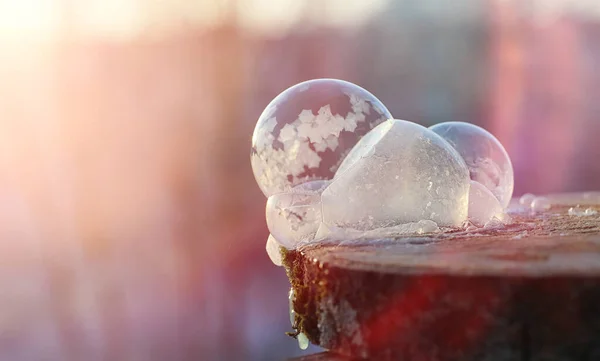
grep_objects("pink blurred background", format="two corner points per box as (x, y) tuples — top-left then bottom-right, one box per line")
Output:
(0, 0), (599, 360)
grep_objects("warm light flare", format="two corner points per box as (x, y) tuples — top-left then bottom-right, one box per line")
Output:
(0, 0), (60, 40)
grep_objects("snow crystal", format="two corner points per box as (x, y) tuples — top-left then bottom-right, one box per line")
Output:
(429, 122), (514, 208)
(568, 206), (598, 216)
(322, 119), (470, 229)
(251, 79), (392, 197)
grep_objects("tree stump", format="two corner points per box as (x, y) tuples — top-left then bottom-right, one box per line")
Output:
(283, 194), (600, 361)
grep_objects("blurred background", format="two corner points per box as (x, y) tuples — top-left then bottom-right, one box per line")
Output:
(1, 0), (600, 360)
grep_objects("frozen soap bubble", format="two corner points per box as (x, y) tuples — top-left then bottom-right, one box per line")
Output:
(468, 180), (504, 226)
(322, 119), (470, 230)
(519, 193), (536, 207)
(266, 180), (329, 248)
(266, 234), (283, 266)
(429, 122), (514, 208)
(251, 79), (392, 197)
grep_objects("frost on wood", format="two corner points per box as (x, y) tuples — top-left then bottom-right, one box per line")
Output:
(430, 122), (514, 208)
(251, 79), (392, 197)
(322, 119), (470, 230)
(315, 219), (440, 242)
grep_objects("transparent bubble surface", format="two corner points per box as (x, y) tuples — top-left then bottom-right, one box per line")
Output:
(322, 119), (470, 229)
(468, 180), (503, 226)
(429, 122), (514, 208)
(265, 181), (329, 248)
(265, 234), (283, 266)
(251, 79), (392, 197)
(519, 193), (536, 207)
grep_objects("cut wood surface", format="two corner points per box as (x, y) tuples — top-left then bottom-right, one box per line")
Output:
(283, 194), (600, 361)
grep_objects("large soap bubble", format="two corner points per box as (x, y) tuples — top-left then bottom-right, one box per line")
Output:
(322, 119), (470, 229)
(251, 79), (392, 197)
(429, 122), (514, 208)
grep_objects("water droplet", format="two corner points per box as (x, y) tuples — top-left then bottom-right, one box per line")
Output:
(297, 332), (309, 350)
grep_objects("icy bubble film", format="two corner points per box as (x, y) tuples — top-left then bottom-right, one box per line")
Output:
(251, 79), (392, 197)
(322, 119), (470, 229)
(316, 219), (440, 242)
(468, 180), (504, 226)
(429, 122), (514, 208)
(265, 181), (328, 248)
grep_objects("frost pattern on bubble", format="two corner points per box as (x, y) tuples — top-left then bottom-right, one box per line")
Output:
(468, 180), (504, 226)
(265, 181), (329, 248)
(266, 234), (283, 266)
(429, 122), (514, 208)
(322, 119), (470, 230)
(251, 79), (392, 197)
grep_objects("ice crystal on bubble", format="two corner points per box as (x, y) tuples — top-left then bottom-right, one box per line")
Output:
(251, 79), (392, 197)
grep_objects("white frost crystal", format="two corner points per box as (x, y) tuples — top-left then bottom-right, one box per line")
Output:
(468, 180), (504, 226)
(315, 219), (440, 241)
(265, 235), (283, 266)
(429, 122), (514, 208)
(322, 119), (470, 229)
(251, 79), (392, 197)
(265, 181), (329, 248)
(568, 206), (597, 216)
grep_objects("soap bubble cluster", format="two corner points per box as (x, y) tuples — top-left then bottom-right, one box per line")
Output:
(255, 79), (515, 255)
(322, 119), (470, 230)
(251, 78), (392, 197)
